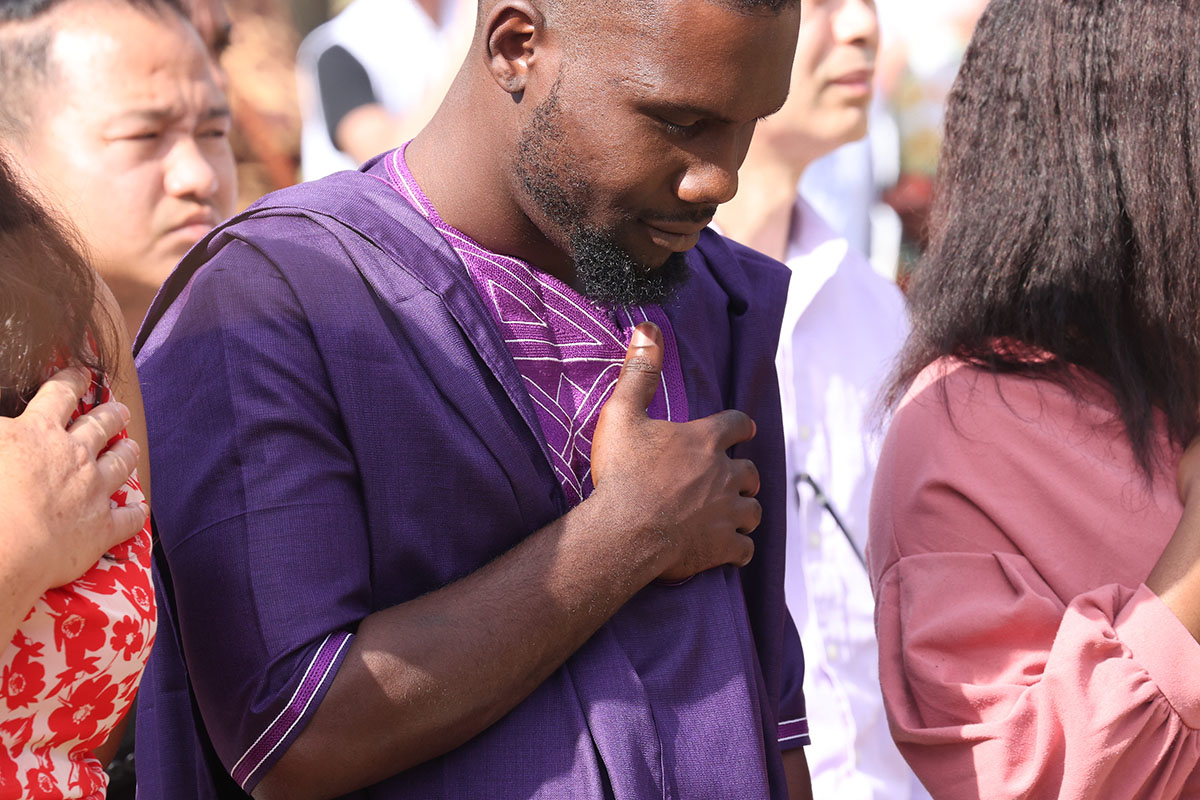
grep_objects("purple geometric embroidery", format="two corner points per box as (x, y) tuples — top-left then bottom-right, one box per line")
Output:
(386, 145), (689, 506)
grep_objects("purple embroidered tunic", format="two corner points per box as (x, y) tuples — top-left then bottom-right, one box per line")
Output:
(132, 151), (807, 799)
(385, 146), (688, 505)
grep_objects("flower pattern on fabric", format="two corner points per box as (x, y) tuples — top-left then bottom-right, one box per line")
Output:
(0, 370), (155, 800)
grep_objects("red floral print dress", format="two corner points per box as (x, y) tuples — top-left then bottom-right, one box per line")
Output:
(0, 371), (155, 799)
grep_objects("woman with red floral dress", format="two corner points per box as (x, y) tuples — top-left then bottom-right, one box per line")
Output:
(0, 152), (153, 799)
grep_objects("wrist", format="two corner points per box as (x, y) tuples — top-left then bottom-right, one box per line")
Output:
(575, 486), (674, 585)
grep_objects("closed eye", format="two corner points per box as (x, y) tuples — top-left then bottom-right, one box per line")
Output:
(658, 116), (706, 138)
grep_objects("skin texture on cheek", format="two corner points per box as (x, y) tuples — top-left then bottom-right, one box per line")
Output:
(513, 78), (690, 306)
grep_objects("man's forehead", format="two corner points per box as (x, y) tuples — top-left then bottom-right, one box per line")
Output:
(38, 0), (217, 113)
(590, 0), (798, 118)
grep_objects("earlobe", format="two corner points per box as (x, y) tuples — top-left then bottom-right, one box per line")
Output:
(485, 1), (543, 97)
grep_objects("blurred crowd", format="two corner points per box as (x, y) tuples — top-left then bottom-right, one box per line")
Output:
(219, 0), (987, 278)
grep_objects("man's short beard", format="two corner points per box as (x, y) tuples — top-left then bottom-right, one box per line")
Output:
(514, 82), (690, 307)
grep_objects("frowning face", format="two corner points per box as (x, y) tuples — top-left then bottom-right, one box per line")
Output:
(15, 0), (235, 321)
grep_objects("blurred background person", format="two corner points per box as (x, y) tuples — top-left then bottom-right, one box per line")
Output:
(714, 1), (924, 798)
(871, 0), (1200, 796)
(0, 0), (237, 341)
(295, 0), (472, 179)
(872, 0), (986, 283)
(197, 0), (306, 209)
(0, 152), (153, 800)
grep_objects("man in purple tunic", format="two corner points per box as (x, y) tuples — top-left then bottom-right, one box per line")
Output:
(133, 0), (813, 797)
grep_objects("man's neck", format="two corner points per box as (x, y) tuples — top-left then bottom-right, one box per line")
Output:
(101, 273), (160, 344)
(406, 84), (576, 284)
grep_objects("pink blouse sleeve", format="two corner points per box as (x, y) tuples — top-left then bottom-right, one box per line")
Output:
(868, 366), (1200, 799)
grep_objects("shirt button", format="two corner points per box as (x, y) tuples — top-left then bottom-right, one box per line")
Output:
(798, 425), (813, 441)
(808, 532), (822, 549)
(826, 643), (839, 661)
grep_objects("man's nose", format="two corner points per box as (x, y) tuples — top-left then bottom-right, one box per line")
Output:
(164, 137), (220, 200)
(834, 0), (880, 49)
(676, 150), (740, 207)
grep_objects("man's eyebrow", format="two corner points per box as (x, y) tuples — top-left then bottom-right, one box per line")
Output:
(649, 98), (789, 124)
(203, 105), (233, 122)
(107, 105), (232, 125)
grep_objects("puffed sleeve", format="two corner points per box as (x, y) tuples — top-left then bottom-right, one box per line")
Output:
(138, 239), (365, 792)
(867, 364), (1200, 799)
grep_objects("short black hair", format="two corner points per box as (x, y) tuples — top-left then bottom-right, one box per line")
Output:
(0, 0), (186, 140)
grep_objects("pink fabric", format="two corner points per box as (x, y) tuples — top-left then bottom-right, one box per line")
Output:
(867, 359), (1200, 800)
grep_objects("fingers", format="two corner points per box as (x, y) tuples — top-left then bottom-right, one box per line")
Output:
(22, 367), (91, 427)
(67, 402), (132, 459)
(106, 502), (150, 549)
(731, 458), (760, 498)
(705, 409), (756, 451)
(95, 437), (141, 497)
(731, 495), (763, 536)
(605, 323), (664, 419)
(726, 523), (756, 567)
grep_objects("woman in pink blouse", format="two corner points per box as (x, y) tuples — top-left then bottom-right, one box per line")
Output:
(868, 1), (1200, 798)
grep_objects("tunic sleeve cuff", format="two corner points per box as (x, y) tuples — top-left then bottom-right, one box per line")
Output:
(1114, 584), (1200, 729)
(778, 716), (810, 749)
(230, 631), (355, 790)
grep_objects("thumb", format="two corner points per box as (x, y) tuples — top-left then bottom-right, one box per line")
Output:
(607, 322), (664, 417)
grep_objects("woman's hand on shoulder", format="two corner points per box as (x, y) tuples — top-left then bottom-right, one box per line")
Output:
(0, 367), (147, 592)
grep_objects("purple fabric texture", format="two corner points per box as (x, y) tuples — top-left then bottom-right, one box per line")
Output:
(133, 151), (804, 799)
(385, 145), (688, 505)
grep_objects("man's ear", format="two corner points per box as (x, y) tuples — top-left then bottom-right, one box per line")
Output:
(484, 0), (546, 97)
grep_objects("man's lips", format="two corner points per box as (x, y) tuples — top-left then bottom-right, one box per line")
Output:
(641, 218), (713, 252)
(828, 68), (875, 93)
(166, 212), (218, 238)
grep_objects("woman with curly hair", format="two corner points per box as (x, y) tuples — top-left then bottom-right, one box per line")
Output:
(869, 1), (1200, 797)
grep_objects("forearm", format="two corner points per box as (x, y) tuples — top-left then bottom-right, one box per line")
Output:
(1146, 498), (1200, 638)
(255, 492), (667, 799)
(878, 557), (1200, 799)
(782, 748), (813, 800)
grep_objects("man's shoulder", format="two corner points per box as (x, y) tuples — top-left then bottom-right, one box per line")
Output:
(136, 170), (439, 357)
(192, 169), (433, 279)
(692, 228), (791, 319)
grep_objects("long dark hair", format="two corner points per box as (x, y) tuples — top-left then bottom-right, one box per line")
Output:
(890, 0), (1200, 476)
(0, 152), (111, 417)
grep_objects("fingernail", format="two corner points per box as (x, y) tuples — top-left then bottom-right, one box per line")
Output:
(116, 403), (131, 424)
(128, 438), (141, 457)
(631, 326), (655, 348)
